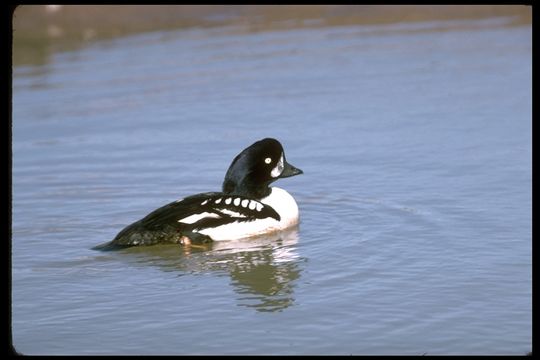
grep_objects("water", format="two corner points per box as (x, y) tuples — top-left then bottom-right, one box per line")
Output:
(12, 18), (531, 355)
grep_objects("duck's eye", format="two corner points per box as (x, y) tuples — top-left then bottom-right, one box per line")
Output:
(264, 157), (272, 164)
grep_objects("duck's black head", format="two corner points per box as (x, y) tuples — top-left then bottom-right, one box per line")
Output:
(222, 138), (303, 198)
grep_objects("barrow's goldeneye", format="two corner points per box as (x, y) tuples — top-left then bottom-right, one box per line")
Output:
(92, 138), (303, 250)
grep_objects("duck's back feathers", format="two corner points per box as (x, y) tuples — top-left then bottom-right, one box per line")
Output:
(93, 192), (282, 249)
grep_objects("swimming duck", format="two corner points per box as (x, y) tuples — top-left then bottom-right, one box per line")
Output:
(92, 138), (303, 250)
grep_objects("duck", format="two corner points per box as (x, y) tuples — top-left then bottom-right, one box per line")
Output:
(92, 138), (303, 250)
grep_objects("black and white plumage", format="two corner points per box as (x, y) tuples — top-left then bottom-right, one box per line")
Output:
(93, 138), (303, 250)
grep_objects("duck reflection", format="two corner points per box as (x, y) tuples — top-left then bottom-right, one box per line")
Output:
(215, 229), (301, 312)
(120, 227), (303, 312)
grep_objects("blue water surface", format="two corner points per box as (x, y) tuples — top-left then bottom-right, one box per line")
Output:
(12, 18), (531, 355)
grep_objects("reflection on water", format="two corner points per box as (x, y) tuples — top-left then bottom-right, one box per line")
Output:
(224, 232), (301, 312)
(119, 228), (303, 312)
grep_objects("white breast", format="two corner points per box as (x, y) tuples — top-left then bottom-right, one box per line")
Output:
(195, 187), (299, 241)
(259, 187), (299, 229)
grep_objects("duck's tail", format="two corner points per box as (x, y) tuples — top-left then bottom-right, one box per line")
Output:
(91, 241), (131, 251)
(91, 221), (182, 251)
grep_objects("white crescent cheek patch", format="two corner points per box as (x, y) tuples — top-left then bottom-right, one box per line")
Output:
(271, 154), (284, 178)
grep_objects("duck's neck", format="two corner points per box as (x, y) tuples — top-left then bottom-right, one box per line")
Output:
(222, 178), (271, 199)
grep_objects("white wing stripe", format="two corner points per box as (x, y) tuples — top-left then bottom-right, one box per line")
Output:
(178, 212), (221, 224)
(219, 208), (247, 218)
